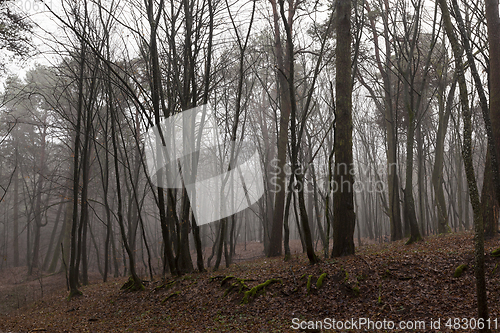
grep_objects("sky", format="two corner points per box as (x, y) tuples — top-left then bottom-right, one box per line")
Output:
(1, 0), (62, 91)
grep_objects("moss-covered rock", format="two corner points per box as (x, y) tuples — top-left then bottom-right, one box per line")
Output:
(454, 264), (467, 278)
(316, 273), (327, 290)
(306, 275), (313, 294)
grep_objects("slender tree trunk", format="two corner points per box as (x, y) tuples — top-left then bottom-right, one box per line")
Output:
(176, 188), (193, 274)
(433, 81), (454, 234)
(146, 0), (177, 277)
(103, 168), (112, 282)
(214, 219), (226, 270)
(438, 0), (489, 327)
(403, 106), (422, 244)
(78, 98), (94, 286)
(268, 0), (293, 257)
(481, 152), (498, 237)
(47, 199), (70, 273)
(29, 124), (47, 275)
(43, 196), (65, 270)
(365, 1), (402, 241)
(275, 0), (318, 264)
(68, 33), (86, 298)
(13, 148), (19, 267)
(283, 189), (293, 260)
(110, 90), (143, 291)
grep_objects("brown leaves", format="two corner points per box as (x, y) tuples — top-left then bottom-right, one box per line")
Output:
(1, 232), (500, 332)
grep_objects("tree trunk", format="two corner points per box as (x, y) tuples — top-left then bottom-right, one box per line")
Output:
(481, 152), (499, 237)
(403, 106), (422, 244)
(485, 0), (500, 235)
(110, 89), (143, 291)
(268, 0), (293, 257)
(433, 81), (454, 234)
(438, 0), (489, 327)
(332, 0), (356, 257)
(68, 34), (86, 298)
(365, 1), (403, 241)
(42, 196), (65, 270)
(13, 146), (19, 267)
(147, 0), (177, 277)
(29, 123), (47, 275)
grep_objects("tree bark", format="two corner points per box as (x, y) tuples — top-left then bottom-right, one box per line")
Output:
(433, 80), (454, 234)
(13, 146), (19, 267)
(438, 0), (489, 328)
(332, 0), (356, 257)
(365, 1), (402, 241)
(485, 0), (500, 235)
(268, 0), (293, 257)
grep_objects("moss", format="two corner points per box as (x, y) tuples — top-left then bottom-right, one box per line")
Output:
(209, 275), (227, 282)
(121, 276), (145, 291)
(491, 248), (500, 257)
(67, 289), (83, 300)
(405, 234), (423, 245)
(236, 278), (249, 292)
(299, 273), (307, 280)
(154, 280), (176, 291)
(223, 278), (249, 297)
(306, 275), (313, 294)
(241, 279), (281, 304)
(492, 264), (498, 275)
(352, 285), (360, 296)
(316, 273), (327, 289)
(161, 291), (181, 303)
(377, 284), (383, 304)
(221, 276), (235, 286)
(223, 287), (231, 297)
(454, 264), (468, 278)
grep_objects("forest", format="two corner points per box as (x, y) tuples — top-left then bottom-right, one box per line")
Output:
(1, 0), (500, 331)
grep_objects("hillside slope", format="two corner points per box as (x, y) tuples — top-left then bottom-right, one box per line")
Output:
(1, 231), (500, 332)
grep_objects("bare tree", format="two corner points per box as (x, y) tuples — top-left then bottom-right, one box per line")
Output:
(332, 0), (355, 257)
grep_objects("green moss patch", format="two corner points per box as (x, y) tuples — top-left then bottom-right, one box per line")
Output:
(162, 291), (181, 303)
(316, 273), (327, 289)
(454, 264), (467, 278)
(241, 279), (281, 304)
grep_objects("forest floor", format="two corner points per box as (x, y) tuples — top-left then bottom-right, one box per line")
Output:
(1, 231), (500, 332)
